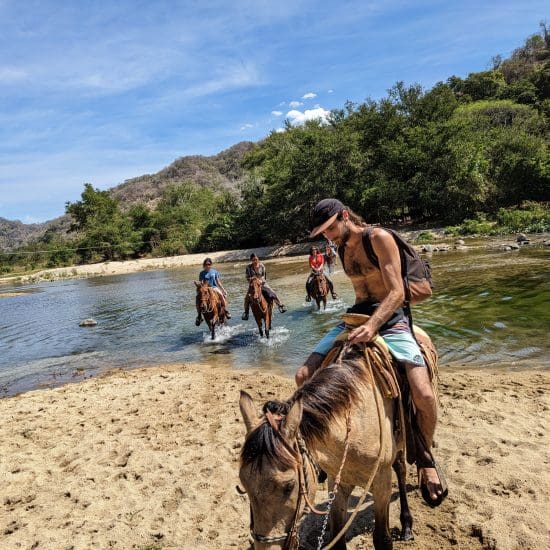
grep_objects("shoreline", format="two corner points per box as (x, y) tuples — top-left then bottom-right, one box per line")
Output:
(0, 362), (548, 549)
(2, 233), (547, 287)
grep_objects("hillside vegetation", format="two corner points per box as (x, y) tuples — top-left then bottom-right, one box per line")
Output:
(1, 25), (549, 274)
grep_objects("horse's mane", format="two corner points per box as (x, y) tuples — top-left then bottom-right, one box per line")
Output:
(295, 348), (372, 447)
(240, 347), (372, 470)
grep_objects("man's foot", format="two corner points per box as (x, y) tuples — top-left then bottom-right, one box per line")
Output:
(305, 295), (311, 302)
(278, 304), (287, 313)
(225, 311), (231, 320)
(419, 463), (448, 508)
(195, 316), (202, 326)
(241, 312), (249, 321)
(332, 293), (338, 300)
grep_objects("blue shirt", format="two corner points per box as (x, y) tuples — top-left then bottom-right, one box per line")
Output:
(199, 268), (220, 288)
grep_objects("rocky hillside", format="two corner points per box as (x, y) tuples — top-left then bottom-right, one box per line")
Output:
(111, 141), (254, 209)
(1, 141), (255, 250)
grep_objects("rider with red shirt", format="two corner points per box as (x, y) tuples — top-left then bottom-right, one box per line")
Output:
(305, 246), (337, 302)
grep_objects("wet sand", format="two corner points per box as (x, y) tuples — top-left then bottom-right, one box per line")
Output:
(0, 363), (548, 549)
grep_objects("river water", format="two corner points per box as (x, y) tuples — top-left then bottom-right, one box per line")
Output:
(0, 244), (548, 396)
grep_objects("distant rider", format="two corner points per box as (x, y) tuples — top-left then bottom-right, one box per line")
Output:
(242, 253), (287, 320)
(196, 257), (231, 325)
(305, 246), (337, 302)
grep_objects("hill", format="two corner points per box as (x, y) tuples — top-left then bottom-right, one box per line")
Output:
(0, 141), (254, 250)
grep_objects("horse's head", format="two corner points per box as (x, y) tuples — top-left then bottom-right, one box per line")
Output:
(248, 276), (264, 303)
(195, 281), (213, 313)
(238, 391), (315, 549)
(313, 272), (326, 292)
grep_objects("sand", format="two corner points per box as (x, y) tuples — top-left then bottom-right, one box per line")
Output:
(0, 363), (549, 550)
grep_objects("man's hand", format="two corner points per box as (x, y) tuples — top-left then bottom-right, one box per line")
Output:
(348, 323), (376, 344)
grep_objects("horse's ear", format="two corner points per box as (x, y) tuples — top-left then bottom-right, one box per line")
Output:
(239, 390), (259, 434)
(281, 398), (302, 441)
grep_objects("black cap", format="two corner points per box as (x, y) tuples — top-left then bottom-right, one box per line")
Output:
(309, 198), (344, 238)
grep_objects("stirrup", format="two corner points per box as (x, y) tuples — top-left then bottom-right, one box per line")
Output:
(241, 312), (249, 320)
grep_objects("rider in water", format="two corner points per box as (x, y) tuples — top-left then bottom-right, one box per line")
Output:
(242, 253), (287, 320)
(196, 257), (231, 326)
(305, 245), (337, 302)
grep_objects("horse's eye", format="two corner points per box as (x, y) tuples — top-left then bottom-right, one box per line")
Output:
(283, 480), (295, 495)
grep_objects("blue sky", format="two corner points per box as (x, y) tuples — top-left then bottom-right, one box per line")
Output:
(0, 1), (547, 223)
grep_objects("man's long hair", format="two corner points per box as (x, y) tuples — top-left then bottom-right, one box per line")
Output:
(338, 206), (367, 227)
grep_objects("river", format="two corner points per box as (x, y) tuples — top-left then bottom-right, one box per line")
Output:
(0, 244), (548, 396)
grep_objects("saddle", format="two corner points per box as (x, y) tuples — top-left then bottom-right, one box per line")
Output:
(321, 313), (439, 468)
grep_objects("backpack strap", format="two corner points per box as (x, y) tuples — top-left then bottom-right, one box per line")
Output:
(363, 228), (415, 332)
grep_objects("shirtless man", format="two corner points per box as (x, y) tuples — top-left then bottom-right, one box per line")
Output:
(295, 198), (447, 507)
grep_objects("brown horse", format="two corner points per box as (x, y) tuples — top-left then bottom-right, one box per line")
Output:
(238, 327), (439, 549)
(194, 281), (227, 339)
(312, 272), (328, 310)
(247, 276), (273, 338)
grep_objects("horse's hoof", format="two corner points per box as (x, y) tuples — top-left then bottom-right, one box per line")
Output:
(401, 528), (414, 541)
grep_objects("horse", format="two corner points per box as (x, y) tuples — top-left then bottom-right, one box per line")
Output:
(247, 276), (273, 338)
(194, 281), (226, 339)
(312, 272), (328, 310)
(238, 320), (440, 549)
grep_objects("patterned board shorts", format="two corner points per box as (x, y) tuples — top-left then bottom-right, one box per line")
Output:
(313, 321), (425, 366)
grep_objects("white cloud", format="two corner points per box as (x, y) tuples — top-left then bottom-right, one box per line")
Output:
(0, 66), (28, 84)
(328, 89), (334, 93)
(240, 123), (253, 130)
(271, 110), (283, 116)
(302, 92), (317, 99)
(286, 107), (330, 125)
(289, 100), (303, 108)
(275, 128), (285, 133)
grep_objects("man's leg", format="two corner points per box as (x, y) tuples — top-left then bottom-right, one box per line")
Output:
(195, 298), (202, 326)
(404, 363), (441, 501)
(242, 294), (250, 320)
(295, 324), (345, 386)
(295, 353), (324, 386)
(264, 285), (286, 313)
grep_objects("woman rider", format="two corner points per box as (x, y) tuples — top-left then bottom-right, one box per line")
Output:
(195, 257), (231, 325)
(305, 246), (337, 302)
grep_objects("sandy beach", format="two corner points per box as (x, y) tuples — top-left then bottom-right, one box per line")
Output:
(0, 363), (548, 550)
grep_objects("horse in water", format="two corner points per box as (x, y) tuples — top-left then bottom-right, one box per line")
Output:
(194, 281), (227, 339)
(238, 318), (442, 549)
(312, 272), (329, 310)
(247, 276), (273, 338)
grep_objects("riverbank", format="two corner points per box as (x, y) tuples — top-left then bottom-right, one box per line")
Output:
(0, 363), (548, 549)
(2, 232), (547, 287)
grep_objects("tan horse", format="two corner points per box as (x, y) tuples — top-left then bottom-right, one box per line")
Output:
(194, 281), (227, 339)
(247, 276), (273, 338)
(239, 339), (418, 550)
(312, 272), (328, 310)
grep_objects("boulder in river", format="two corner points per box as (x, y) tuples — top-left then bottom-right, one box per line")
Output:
(79, 319), (98, 327)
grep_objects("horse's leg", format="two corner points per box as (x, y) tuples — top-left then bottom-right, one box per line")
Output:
(327, 478), (352, 550)
(210, 318), (215, 340)
(371, 465), (393, 550)
(392, 450), (414, 541)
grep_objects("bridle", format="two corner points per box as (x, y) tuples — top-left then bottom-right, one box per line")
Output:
(247, 412), (325, 549)
(198, 286), (214, 314)
(246, 410), (351, 550)
(249, 278), (267, 312)
(313, 272), (327, 297)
